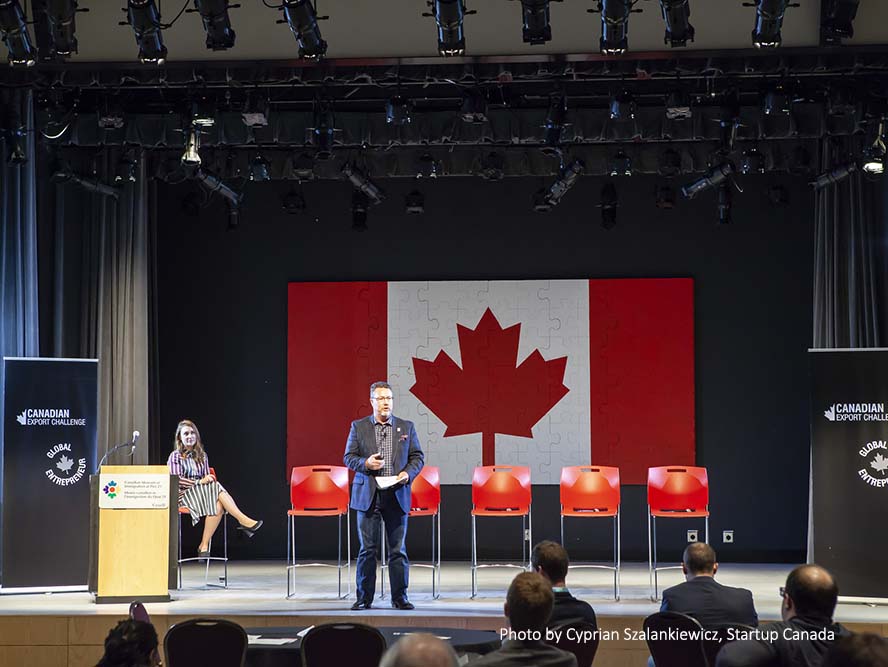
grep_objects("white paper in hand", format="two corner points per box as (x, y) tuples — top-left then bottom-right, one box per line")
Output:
(375, 475), (401, 490)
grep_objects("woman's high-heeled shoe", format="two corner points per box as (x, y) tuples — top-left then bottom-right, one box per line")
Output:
(197, 549), (210, 562)
(236, 519), (263, 537)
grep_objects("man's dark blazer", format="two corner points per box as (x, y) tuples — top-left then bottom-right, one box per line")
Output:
(550, 590), (598, 628)
(467, 640), (577, 667)
(660, 576), (759, 628)
(343, 415), (424, 514)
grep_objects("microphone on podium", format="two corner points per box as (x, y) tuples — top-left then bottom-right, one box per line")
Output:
(96, 429), (141, 472)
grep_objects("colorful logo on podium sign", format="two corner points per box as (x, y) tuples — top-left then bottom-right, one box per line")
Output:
(102, 481), (118, 499)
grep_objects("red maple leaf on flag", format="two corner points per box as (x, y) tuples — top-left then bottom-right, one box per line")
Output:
(410, 308), (569, 466)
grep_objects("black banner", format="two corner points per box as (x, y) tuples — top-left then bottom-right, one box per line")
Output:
(811, 349), (888, 598)
(1, 358), (97, 589)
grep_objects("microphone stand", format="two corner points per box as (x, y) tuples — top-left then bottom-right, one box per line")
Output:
(96, 440), (135, 473)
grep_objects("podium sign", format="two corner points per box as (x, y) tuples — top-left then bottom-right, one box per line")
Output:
(811, 349), (888, 598)
(1, 358), (97, 591)
(98, 473), (169, 509)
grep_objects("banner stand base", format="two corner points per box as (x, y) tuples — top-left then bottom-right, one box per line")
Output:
(93, 594), (170, 604)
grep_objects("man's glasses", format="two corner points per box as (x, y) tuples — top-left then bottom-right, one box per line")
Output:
(371, 396), (393, 402)
(779, 586), (786, 598)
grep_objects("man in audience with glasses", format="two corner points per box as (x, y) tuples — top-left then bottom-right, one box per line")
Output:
(717, 564), (849, 667)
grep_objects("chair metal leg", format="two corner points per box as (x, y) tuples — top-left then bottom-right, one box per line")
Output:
(286, 513), (293, 598)
(433, 510), (442, 599)
(177, 514), (183, 590)
(652, 515), (659, 601)
(222, 516), (228, 588)
(705, 516), (709, 545)
(522, 515), (527, 569)
(648, 507), (654, 601)
(337, 513), (343, 599)
(471, 514), (477, 599)
(615, 508), (621, 601)
(347, 510), (352, 598)
(527, 505), (533, 570)
(560, 512), (564, 548)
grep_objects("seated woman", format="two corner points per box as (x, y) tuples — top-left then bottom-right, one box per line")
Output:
(167, 419), (262, 558)
(96, 619), (160, 667)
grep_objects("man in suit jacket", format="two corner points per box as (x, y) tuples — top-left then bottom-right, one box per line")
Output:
(660, 542), (758, 628)
(469, 573), (577, 667)
(531, 540), (598, 628)
(344, 381), (424, 610)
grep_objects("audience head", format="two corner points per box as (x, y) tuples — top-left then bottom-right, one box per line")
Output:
(379, 632), (459, 667)
(531, 540), (569, 586)
(682, 542), (717, 579)
(782, 564), (838, 622)
(504, 572), (555, 634)
(96, 619), (159, 667)
(822, 633), (888, 667)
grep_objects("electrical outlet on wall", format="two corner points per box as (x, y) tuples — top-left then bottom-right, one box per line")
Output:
(687, 530), (698, 542)
(723, 530), (734, 543)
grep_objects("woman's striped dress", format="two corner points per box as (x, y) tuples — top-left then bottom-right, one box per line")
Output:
(167, 449), (227, 526)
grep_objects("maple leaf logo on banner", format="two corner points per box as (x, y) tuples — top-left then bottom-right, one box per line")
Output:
(410, 308), (569, 466)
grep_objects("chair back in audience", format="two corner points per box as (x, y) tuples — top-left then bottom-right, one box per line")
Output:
(164, 618), (247, 667)
(300, 622), (387, 667)
(547, 619), (599, 667)
(702, 623), (756, 667)
(644, 611), (708, 667)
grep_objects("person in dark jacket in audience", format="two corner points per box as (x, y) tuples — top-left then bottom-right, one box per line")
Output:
(469, 572), (577, 667)
(96, 619), (160, 667)
(531, 540), (598, 628)
(717, 564), (849, 667)
(660, 542), (758, 628)
(821, 632), (888, 667)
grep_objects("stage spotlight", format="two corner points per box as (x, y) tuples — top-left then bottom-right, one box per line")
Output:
(125, 0), (166, 64)
(717, 183), (732, 225)
(241, 96), (269, 128)
(543, 95), (567, 154)
(342, 163), (385, 205)
(681, 161), (735, 199)
(227, 204), (240, 231)
(249, 154), (271, 181)
(740, 149), (766, 174)
(193, 0), (236, 51)
(416, 153), (439, 178)
(609, 91), (636, 121)
(658, 148), (682, 177)
(97, 97), (125, 130)
(193, 167), (244, 207)
(861, 119), (885, 175)
(51, 162), (120, 199)
(827, 88), (856, 118)
(352, 190), (369, 231)
(189, 97), (216, 128)
(181, 125), (202, 167)
(519, 0), (555, 45)
(822, 0), (859, 43)
(281, 0), (326, 59)
(289, 152), (315, 180)
(386, 96), (412, 126)
(460, 90), (488, 123)
(788, 145), (811, 175)
(281, 185), (306, 214)
(0, 0), (37, 65)
(811, 162), (856, 190)
(655, 184), (676, 209)
(658, 0), (694, 47)
(480, 152), (505, 180)
(114, 155), (137, 184)
(594, 0), (632, 55)
(762, 87), (791, 116)
(599, 182), (618, 230)
(44, 0), (81, 57)
(608, 150), (632, 176)
(309, 101), (335, 160)
(405, 190), (425, 215)
(532, 159), (584, 212)
(427, 0), (471, 56)
(750, 0), (791, 49)
(665, 90), (692, 121)
(4, 125), (26, 164)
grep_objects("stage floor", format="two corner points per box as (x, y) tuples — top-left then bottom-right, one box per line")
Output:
(2, 562), (887, 667)
(2, 561), (888, 622)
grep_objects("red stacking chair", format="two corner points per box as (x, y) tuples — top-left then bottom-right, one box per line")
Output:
(286, 465), (351, 599)
(177, 467), (228, 590)
(381, 466), (442, 599)
(647, 465), (710, 601)
(471, 465), (532, 599)
(560, 465), (621, 600)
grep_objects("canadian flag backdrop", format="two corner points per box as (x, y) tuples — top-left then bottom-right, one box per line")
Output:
(287, 279), (694, 485)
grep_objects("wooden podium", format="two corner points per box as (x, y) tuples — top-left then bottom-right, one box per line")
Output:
(88, 465), (177, 603)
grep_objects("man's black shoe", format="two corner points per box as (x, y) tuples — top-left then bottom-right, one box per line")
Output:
(350, 599), (372, 611)
(391, 599), (415, 610)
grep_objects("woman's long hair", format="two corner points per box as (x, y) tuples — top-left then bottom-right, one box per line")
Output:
(174, 419), (207, 464)
(96, 619), (158, 667)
